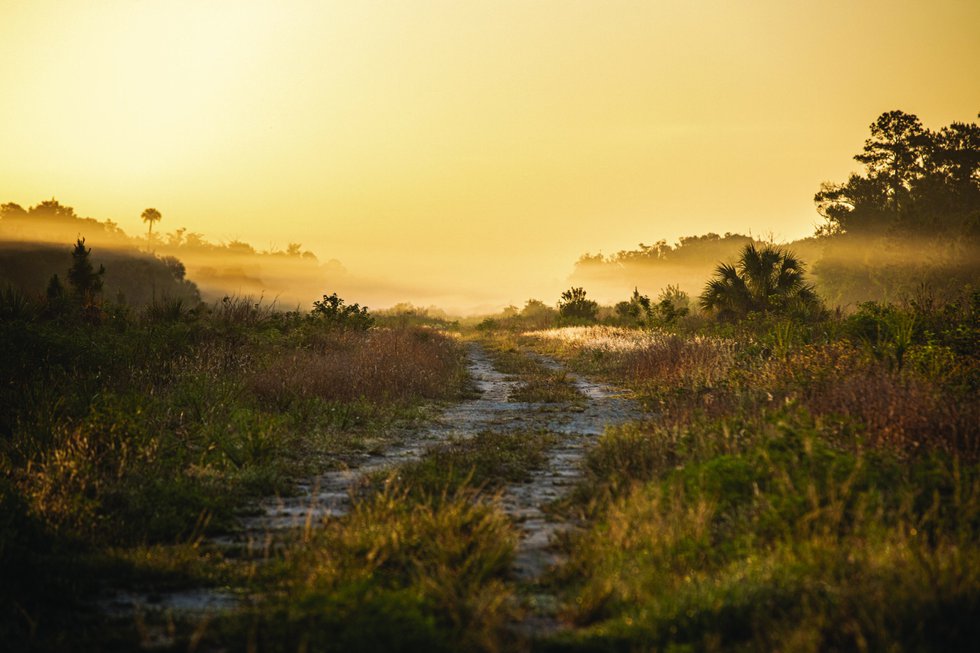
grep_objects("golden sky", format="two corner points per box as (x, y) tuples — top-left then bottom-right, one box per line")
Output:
(1, 1), (978, 309)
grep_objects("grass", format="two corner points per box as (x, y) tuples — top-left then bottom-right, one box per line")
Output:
(387, 430), (557, 497)
(4, 283), (978, 650)
(547, 410), (980, 651)
(0, 293), (470, 649)
(515, 296), (980, 651)
(211, 483), (521, 653)
(479, 331), (585, 405)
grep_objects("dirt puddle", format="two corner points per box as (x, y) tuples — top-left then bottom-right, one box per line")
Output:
(102, 341), (642, 638)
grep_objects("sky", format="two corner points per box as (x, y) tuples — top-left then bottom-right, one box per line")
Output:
(1, 0), (978, 310)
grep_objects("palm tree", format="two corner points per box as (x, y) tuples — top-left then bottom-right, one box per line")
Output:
(141, 208), (162, 246)
(700, 243), (820, 320)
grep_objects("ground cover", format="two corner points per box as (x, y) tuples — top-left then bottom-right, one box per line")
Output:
(516, 295), (980, 651)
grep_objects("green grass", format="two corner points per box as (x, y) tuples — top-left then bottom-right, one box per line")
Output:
(4, 287), (978, 650)
(544, 409), (980, 651)
(386, 430), (557, 497)
(215, 483), (521, 653)
(0, 297), (471, 649)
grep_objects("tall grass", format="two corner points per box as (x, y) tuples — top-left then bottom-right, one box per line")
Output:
(523, 301), (979, 651)
(553, 411), (980, 651)
(242, 483), (518, 653)
(1, 295), (470, 648)
(250, 327), (466, 407)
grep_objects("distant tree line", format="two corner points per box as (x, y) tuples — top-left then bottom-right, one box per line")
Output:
(571, 110), (978, 307)
(812, 111), (979, 304)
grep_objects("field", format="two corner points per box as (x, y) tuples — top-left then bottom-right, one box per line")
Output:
(1, 282), (977, 652)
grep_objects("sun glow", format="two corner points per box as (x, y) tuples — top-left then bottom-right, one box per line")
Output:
(1, 1), (978, 312)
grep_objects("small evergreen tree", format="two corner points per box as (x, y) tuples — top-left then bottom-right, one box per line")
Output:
(46, 274), (65, 300)
(66, 238), (105, 305)
(654, 285), (690, 325)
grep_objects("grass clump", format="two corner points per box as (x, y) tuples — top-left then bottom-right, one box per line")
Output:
(479, 332), (585, 405)
(235, 484), (519, 653)
(391, 430), (556, 496)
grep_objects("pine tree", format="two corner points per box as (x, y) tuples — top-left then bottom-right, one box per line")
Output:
(67, 238), (105, 305)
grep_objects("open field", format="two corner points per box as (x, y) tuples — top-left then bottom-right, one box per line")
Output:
(2, 283), (977, 651)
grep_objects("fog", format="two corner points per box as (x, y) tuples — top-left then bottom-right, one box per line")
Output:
(3, 199), (976, 316)
(0, 205), (572, 314)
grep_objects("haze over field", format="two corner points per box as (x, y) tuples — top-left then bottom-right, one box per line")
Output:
(1, 1), (978, 311)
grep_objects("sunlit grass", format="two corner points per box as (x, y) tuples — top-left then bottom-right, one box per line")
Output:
(238, 483), (520, 653)
(548, 410), (980, 651)
(480, 331), (586, 405)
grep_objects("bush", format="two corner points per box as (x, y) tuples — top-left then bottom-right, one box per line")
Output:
(558, 287), (599, 323)
(310, 292), (373, 331)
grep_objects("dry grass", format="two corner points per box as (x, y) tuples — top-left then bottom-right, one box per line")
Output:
(758, 343), (980, 457)
(531, 325), (673, 353)
(622, 333), (737, 389)
(804, 365), (978, 456)
(249, 327), (466, 407)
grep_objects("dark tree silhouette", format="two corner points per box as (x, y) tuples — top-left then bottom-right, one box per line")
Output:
(700, 243), (819, 320)
(141, 208), (162, 245)
(67, 238), (105, 306)
(815, 111), (979, 237)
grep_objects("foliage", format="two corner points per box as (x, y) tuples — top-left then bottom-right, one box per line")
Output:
(247, 484), (517, 653)
(555, 411), (980, 652)
(521, 297), (979, 651)
(815, 110), (979, 238)
(812, 110), (980, 304)
(558, 287), (599, 323)
(614, 288), (652, 325)
(0, 240), (201, 308)
(310, 292), (374, 331)
(66, 238), (105, 303)
(700, 242), (821, 321)
(0, 281), (468, 647)
(654, 284), (690, 325)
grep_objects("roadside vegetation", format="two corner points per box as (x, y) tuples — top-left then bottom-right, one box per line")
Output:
(512, 285), (979, 651)
(0, 246), (469, 650)
(1, 108), (977, 651)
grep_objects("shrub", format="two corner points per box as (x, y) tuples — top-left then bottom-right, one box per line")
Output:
(558, 287), (599, 323)
(310, 292), (373, 331)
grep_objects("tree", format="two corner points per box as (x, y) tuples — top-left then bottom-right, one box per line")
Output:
(67, 238), (105, 306)
(815, 110), (979, 237)
(141, 208), (162, 245)
(700, 243), (819, 320)
(0, 202), (27, 220)
(654, 285), (690, 325)
(519, 299), (558, 328)
(558, 287), (598, 322)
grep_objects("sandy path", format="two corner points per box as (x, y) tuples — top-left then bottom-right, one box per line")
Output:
(101, 341), (642, 631)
